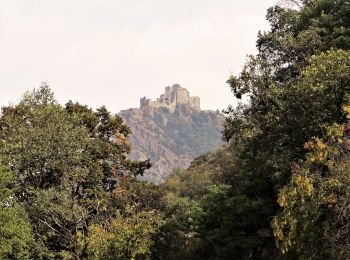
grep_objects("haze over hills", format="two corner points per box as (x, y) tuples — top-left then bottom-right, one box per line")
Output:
(120, 84), (224, 183)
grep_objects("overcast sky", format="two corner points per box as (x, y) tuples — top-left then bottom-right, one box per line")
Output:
(0, 0), (277, 112)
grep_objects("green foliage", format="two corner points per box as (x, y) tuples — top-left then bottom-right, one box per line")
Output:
(163, 149), (232, 202)
(111, 178), (166, 213)
(85, 208), (161, 260)
(0, 85), (152, 258)
(0, 86), (87, 190)
(273, 104), (350, 258)
(0, 163), (34, 259)
(161, 149), (278, 259)
(257, 0), (350, 82)
(1, 1), (350, 259)
(221, 1), (350, 258)
(199, 185), (275, 259)
(154, 198), (204, 260)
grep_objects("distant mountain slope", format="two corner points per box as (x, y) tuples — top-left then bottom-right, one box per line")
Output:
(120, 105), (224, 183)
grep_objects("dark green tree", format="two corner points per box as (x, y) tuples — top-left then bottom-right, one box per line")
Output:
(220, 0), (350, 258)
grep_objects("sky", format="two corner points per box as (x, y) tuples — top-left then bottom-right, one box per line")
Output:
(0, 0), (277, 112)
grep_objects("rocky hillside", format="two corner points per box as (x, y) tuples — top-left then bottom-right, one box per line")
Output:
(120, 105), (224, 183)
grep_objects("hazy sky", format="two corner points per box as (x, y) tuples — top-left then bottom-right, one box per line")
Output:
(0, 0), (277, 112)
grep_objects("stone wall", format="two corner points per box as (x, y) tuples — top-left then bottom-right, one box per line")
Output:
(140, 84), (200, 112)
(176, 88), (190, 105)
(189, 96), (200, 110)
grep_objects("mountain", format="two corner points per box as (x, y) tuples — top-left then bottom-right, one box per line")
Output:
(120, 103), (224, 184)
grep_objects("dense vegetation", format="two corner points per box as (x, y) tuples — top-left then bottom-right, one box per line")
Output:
(120, 106), (223, 183)
(0, 87), (156, 259)
(1, 0), (350, 259)
(160, 0), (350, 258)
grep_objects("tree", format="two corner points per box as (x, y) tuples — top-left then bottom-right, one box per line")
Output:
(154, 198), (204, 260)
(161, 149), (278, 259)
(273, 104), (350, 258)
(85, 208), (161, 260)
(0, 162), (34, 259)
(0, 84), (151, 258)
(221, 1), (350, 257)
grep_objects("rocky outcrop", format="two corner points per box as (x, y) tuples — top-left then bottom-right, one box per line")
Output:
(120, 105), (224, 183)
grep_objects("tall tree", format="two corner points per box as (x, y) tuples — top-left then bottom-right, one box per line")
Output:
(221, 0), (350, 258)
(273, 103), (350, 258)
(0, 85), (151, 258)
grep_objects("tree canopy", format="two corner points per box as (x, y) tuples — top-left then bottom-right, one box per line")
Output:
(1, 0), (350, 259)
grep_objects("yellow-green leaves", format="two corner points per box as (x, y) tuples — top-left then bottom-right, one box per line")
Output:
(273, 102), (350, 257)
(85, 208), (161, 260)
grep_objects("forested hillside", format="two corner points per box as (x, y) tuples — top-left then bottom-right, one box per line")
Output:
(120, 106), (223, 183)
(1, 0), (350, 259)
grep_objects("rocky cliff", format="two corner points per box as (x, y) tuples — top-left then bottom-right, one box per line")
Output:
(119, 105), (224, 183)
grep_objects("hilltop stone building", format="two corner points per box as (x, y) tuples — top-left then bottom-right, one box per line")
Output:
(140, 84), (200, 113)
